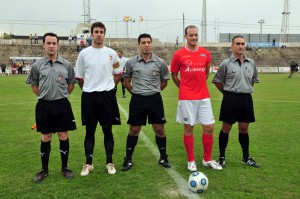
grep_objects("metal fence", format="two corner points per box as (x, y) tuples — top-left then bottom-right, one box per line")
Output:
(220, 33), (300, 43)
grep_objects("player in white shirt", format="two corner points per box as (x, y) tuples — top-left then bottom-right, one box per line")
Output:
(75, 22), (122, 176)
(117, 50), (128, 98)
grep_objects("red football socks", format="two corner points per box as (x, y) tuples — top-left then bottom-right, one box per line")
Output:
(184, 134), (195, 162)
(202, 133), (213, 162)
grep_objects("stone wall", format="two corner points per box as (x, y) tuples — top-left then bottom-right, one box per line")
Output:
(0, 43), (299, 68)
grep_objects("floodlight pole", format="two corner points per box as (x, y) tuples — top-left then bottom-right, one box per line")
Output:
(280, 0), (290, 43)
(83, 0), (91, 24)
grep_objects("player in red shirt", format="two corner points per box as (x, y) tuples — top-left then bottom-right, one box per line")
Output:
(170, 25), (222, 171)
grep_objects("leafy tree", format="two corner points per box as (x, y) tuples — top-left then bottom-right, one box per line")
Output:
(0, 32), (13, 39)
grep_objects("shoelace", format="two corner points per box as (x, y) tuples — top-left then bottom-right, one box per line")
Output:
(189, 163), (196, 168)
(247, 159), (256, 165)
(83, 165), (91, 171)
(108, 164), (115, 170)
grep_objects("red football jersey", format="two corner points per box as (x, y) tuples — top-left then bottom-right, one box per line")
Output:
(170, 47), (212, 100)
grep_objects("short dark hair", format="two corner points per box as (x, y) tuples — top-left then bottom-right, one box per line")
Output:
(43, 32), (59, 43)
(184, 25), (198, 35)
(138, 33), (152, 44)
(118, 50), (123, 54)
(91, 22), (106, 34)
(232, 35), (245, 44)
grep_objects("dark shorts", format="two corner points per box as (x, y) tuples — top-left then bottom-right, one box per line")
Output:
(127, 93), (166, 126)
(36, 98), (76, 134)
(81, 90), (121, 127)
(219, 91), (255, 124)
(291, 67), (298, 72)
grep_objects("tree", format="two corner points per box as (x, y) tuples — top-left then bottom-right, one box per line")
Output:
(0, 32), (13, 39)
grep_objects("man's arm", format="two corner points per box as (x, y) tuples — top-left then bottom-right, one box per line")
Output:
(67, 83), (74, 94)
(31, 84), (39, 96)
(160, 80), (168, 91)
(114, 73), (122, 85)
(171, 72), (180, 88)
(76, 78), (84, 90)
(113, 60), (122, 86)
(206, 63), (211, 80)
(214, 82), (224, 94)
(123, 77), (132, 94)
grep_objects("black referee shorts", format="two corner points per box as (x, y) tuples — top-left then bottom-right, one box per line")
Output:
(36, 98), (76, 134)
(127, 93), (166, 126)
(219, 91), (255, 124)
(81, 90), (121, 127)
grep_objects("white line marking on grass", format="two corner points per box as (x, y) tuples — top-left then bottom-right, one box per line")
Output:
(0, 99), (82, 106)
(254, 99), (300, 103)
(118, 104), (200, 199)
(0, 102), (36, 106)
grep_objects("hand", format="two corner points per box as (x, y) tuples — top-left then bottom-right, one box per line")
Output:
(112, 86), (117, 96)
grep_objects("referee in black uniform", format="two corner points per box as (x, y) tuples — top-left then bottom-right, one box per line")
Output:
(26, 32), (76, 182)
(212, 35), (260, 168)
(121, 33), (171, 171)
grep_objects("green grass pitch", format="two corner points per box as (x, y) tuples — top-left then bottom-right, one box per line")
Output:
(0, 74), (299, 198)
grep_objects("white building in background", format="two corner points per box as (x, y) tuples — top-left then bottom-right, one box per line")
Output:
(73, 23), (91, 45)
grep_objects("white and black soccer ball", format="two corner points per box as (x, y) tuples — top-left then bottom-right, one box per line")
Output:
(188, 171), (209, 193)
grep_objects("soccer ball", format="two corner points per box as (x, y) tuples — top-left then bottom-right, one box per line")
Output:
(188, 171), (209, 193)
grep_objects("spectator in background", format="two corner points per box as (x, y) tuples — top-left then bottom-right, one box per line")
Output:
(1, 63), (6, 76)
(68, 35), (72, 44)
(12, 63), (17, 74)
(175, 36), (179, 46)
(34, 33), (39, 44)
(80, 39), (85, 51)
(29, 34), (33, 45)
(88, 34), (92, 46)
(24, 64), (30, 74)
(73, 35), (77, 44)
(246, 43), (253, 51)
(17, 60), (24, 74)
(86, 35), (89, 46)
(117, 50), (128, 98)
(288, 60), (299, 78)
(79, 35), (85, 51)
(272, 39), (276, 46)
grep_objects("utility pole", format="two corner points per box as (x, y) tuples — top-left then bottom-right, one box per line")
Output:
(214, 18), (219, 42)
(258, 19), (265, 43)
(183, 13), (185, 42)
(201, 0), (207, 42)
(258, 19), (265, 34)
(280, 0), (290, 43)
